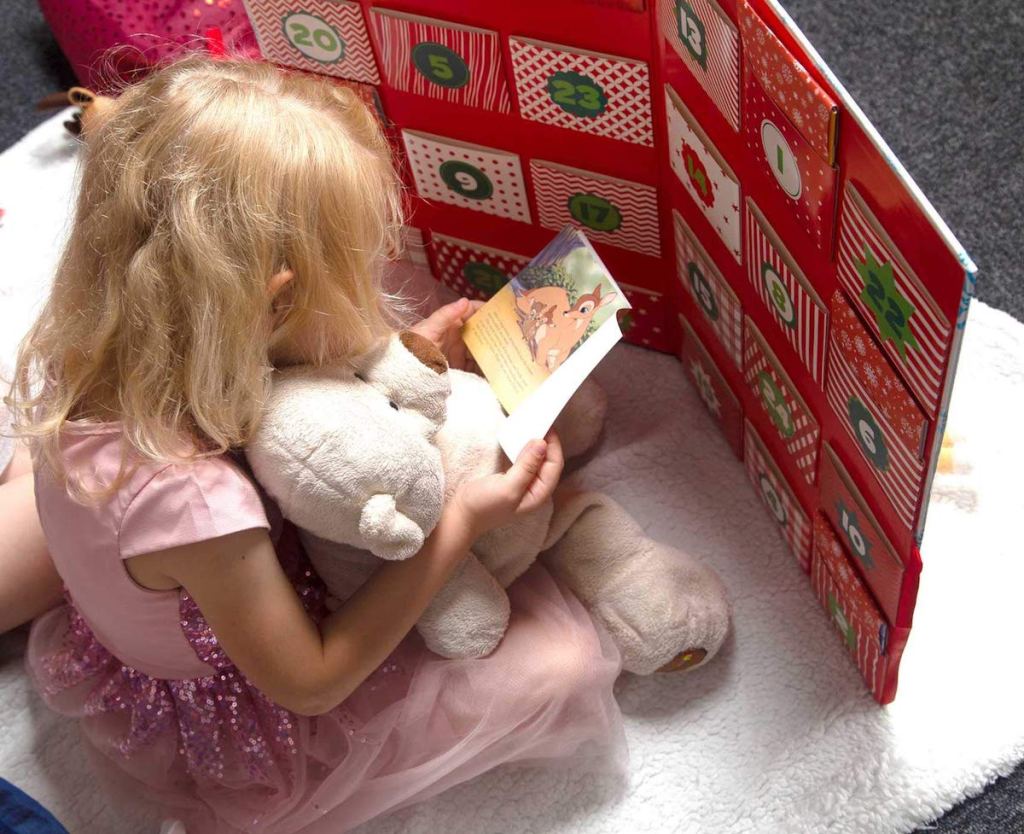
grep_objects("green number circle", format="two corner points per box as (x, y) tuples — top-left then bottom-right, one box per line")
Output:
(759, 473), (788, 527)
(688, 263), (719, 321)
(282, 12), (345, 64)
(439, 160), (493, 200)
(675, 0), (708, 69)
(462, 261), (507, 295)
(546, 71), (608, 118)
(761, 262), (797, 328)
(412, 42), (470, 89)
(847, 396), (889, 471)
(757, 371), (795, 438)
(567, 193), (622, 232)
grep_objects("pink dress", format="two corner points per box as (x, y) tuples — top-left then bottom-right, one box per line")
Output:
(27, 423), (628, 833)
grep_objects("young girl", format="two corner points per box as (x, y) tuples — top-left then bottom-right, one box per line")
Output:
(1, 56), (627, 832)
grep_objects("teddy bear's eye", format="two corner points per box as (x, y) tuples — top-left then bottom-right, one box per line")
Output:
(388, 400), (399, 411)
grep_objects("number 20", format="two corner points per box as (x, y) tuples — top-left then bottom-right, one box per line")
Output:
(289, 23), (337, 52)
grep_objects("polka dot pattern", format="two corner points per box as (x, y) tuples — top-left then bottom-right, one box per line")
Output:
(743, 76), (838, 252)
(402, 130), (532, 223)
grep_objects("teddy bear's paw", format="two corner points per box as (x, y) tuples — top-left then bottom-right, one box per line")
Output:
(586, 543), (731, 677)
(359, 494), (425, 560)
(418, 555), (512, 659)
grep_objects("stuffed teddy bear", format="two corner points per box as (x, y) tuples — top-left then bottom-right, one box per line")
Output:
(247, 330), (730, 675)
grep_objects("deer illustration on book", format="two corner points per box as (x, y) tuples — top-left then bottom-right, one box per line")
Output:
(515, 282), (618, 372)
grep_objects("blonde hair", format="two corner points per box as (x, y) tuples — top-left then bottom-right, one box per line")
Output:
(6, 55), (404, 493)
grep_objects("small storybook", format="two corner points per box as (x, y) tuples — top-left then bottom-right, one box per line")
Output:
(462, 226), (631, 461)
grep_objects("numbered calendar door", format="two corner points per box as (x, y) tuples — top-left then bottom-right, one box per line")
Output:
(371, 10), (511, 112)
(430, 234), (530, 300)
(509, 37), (655, 146)
(402, 131), (532, 223)
(531, 160), (660, 255)
(743, 317), (820, 486)
(244, 0), (380, 84)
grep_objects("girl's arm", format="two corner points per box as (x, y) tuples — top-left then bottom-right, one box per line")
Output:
(129, 434), (563, 716)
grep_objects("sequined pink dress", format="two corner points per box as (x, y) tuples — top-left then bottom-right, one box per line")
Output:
(27, 424), (628, 833)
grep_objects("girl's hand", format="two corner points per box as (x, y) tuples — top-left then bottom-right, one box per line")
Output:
(452, 431), (564, 540)
(410, 297), (484, 372)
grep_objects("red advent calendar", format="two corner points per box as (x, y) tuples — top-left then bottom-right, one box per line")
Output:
(242, 0), (978, 704)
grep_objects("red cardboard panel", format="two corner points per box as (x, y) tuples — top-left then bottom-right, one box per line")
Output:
(744, 199), (828, 386)
(371, 9), (511, 112)
(680, 317), (744, 457)
(429, 232), (531, 299)
(657, 0), (740, 130)
(737, 0), (837, 163)
(836, 183), (953, 418)
(743, 317), (820, 486)
(673, 210), (743, 368)
(745, 419), (812, 569)
(620, 284), (674, 352)
(826, 291), (929, 533)
(819, 443), (910, 626)
(811, 515), (893, 703)
(742, 73), (839, 252)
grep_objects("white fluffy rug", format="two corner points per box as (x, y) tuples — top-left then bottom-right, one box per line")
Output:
(2, 112), (1022, 834)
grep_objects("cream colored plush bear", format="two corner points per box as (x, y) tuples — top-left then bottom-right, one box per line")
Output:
(247, 331), (730, 675)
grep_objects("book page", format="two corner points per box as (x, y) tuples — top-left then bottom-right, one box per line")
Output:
(462, 226), (632, 460)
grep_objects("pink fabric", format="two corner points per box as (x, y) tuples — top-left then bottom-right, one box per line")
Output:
(37, 0), (261, 88)
(27, 424), (629, 833)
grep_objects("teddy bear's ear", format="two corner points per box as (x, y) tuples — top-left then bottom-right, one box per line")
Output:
(398, 331), (448, 375)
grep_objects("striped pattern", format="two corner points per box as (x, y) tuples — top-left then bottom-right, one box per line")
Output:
(744, 200), (828, 386)
(371, 11), (511, 112)
(659, 0), (740, 130)
(812, 515), (888, 702)
(402, 130), (531, 223)
(744, 420), (811, 569)
(665, 86), (741, 262)
(743, 318), (819, 485)
(430, 234), (530, 301)
(673, 210), (742, 368)
(837, 184), (952, 416)
(245, 0), (380, 84)
(509, 37), (654, 146)
(530, 160), (660, 256)
(826, 316), (927, 531)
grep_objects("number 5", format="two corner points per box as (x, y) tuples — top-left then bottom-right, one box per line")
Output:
(428, 54), (453, 80)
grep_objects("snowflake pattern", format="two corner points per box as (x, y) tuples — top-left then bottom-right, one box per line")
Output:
(739, 0), (837, 163)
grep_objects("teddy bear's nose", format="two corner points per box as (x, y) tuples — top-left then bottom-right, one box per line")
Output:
(399, 330), (448, 375)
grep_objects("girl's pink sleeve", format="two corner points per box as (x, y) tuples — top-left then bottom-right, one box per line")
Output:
(119, 457), (271, 559)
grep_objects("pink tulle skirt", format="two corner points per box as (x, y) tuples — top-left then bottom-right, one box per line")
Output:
(27, 560), (629, 833)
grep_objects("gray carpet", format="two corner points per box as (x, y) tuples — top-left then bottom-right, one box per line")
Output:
(0, 1), (1021, 831)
